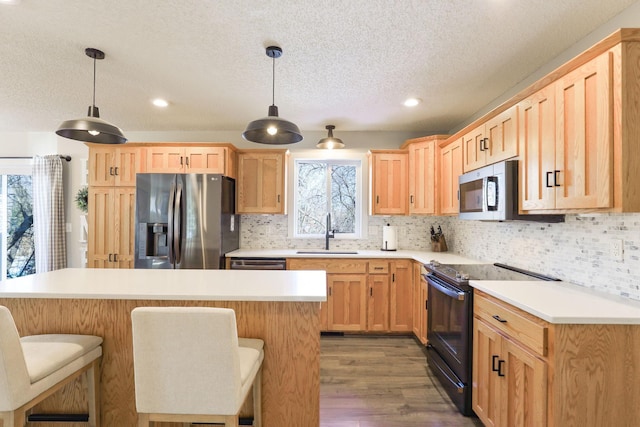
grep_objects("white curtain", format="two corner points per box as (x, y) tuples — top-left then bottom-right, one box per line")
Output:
(32, 155), (67, 272)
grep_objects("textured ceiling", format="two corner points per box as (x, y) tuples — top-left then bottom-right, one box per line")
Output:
(0, 0), (637, 136)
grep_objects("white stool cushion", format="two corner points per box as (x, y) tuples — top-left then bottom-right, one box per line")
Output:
(21, 334), (103, 383)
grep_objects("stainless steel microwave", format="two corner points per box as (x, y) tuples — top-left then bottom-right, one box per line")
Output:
(458, 160), (564, 222)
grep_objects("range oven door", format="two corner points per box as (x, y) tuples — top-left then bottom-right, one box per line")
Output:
(425, 273), (472, 382)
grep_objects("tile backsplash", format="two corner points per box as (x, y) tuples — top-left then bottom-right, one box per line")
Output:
(240, 213), (640, 301)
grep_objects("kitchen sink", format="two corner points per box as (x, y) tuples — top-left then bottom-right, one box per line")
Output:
(296, 250), (359, 255)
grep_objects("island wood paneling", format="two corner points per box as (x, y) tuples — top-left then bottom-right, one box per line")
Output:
(0, 298), (320, 427)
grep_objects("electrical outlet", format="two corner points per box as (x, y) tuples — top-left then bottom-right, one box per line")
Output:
(610, 239), (624, 261)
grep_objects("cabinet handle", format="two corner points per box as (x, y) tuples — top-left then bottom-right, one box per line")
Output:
(114, 167), (119, 176)
(376, 195), (379, 204)
(108, 254), (113, 262)
(410, 195), (414, 204)
(457, 190), (460, 201)
(497, 360), (505, 377)
(483, 138), (489, 151)
(186, 157), (190, 167)
(180, 157), (183, 166)
(392, 273), (396, 282)
(492, 355), (500, 372)
(554, 170), (561, 187)
(370, 287), (373, 296)
(277, 195), (280, 203)
(492, 314), (507, 323)
(109, 167), (114, 176)
(479, 139), (485, 152)
(113, 254), (118, 262)
(328, 287), (332, 297)
(546, 171), (553, 188)
(374, 266), (383, 270)
(425, 301), (428, 310)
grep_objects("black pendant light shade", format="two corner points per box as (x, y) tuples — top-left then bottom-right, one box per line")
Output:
(242, 46), (302, 145)
(316, 125), (345, 149)
(56, 48), (127, 144)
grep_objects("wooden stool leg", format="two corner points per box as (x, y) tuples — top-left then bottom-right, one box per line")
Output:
(86, 360), (101, 427)
(252, 367), (262, 427)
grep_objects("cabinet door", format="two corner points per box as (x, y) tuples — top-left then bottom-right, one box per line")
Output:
(420, 277), (428, 343)
(439, 139), (463, 215)
(114, 147), (145, 187)
(412, 262), (422, 339)
(112, 187), (136, 268)
(502, 338), (548, 427)
(184, 147), (227, 174)
(237, 151), (285, 214)
(87, 187), (114, 268)
(462, 126), (485, 173)
(88, 147), (115, 186)
(485, 105), (518, 165)
(389, 260), (412, 332)
(371, 152), (408, 215)
(519, 85), (556, 211)
(408, 141), (436, 214)
(473, 319), (502, 427)
(328, 274), (367, 331)
(555, 52), (613, 210)
(146, 146), (186, 173)
(367, 274), (389, 331)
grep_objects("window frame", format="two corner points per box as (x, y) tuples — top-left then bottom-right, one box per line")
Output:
(288, 150), (368, 240)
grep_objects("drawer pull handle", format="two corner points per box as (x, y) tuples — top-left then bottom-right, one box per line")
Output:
(492, 314), (507, 323)
(497, 360), (505, 377)
(374, 267), (383, 270)
(492, 355), (500, 372)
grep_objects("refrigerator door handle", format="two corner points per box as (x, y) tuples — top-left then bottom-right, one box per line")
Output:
(168, 181), (176, 265)
(174, 181), (183, 264)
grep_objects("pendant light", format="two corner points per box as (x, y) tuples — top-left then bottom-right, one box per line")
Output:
(56, 48), (127, 144)
(316, 125), (345, 149)
(242, 46), (303, 145)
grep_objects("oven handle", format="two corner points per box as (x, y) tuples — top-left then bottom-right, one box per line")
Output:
(424, 274), (466, 301)
(428, 346), (465, 393)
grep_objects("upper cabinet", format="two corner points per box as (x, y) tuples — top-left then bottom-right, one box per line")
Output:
(438, 138), (463, 215)
(87, 145), (146, 187)
(462, 105), (518, 173)
(369, 150), (408, 215)
(404, 135), (449, 215)
(146, 144), (237, 178)
(237, 150), (287, 214)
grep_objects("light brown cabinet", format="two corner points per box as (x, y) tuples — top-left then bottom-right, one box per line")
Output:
(519, 52), (613, 212)
(404, 136), (448, 215)
(367, 261), (389, 331)
(87, 187), (136, 268)
(412, 261), (427, 344)
(87, 145), (146, 187)
(438, 138), (463, 215)
(369, 150), (408, 215)
(237, 150), (287, 214)
(462, 105), (518, 173)
(389, 260), (412, 332)
(146, 145), (237, 177)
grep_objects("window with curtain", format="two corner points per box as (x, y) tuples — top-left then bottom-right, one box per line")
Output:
(0, 161), (35, 280)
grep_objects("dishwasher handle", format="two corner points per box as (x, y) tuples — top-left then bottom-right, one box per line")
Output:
(229, 258), (287, 270)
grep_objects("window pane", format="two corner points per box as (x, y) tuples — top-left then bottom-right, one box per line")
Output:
(297, 162), (327, 234)
(330, 165), (356, 233)
(6, 175), (35, 278)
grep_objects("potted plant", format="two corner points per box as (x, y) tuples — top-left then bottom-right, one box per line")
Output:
(75, 186), (88, 214)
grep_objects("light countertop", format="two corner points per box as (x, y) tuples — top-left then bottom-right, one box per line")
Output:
(471, 280), (640, 324)
(226, 248), (480, 265)
(0, 268), (326, 302)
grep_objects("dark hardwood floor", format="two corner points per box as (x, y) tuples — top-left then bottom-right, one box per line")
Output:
(320, 335), (484, 427)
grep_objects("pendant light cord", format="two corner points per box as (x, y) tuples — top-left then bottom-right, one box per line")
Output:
(92, 55), (97, 108)
(271, 54), (275, 106)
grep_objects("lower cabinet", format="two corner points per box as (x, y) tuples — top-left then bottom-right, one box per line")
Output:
(288, 258), (413, 333)
(412, 261), (427, 344)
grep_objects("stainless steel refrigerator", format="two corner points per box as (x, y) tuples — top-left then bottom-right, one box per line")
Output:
(134, 174), (239, 269)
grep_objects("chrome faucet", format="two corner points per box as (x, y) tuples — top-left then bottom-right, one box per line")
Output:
(325, 213), (335, 250)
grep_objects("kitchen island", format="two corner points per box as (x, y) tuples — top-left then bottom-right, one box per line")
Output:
(0, 268), (326, 427)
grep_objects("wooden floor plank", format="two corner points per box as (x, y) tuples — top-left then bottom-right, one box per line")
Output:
(320, 335), (483, 427)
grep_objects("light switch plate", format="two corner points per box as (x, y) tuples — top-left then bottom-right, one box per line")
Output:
(610, 238), (624, 261)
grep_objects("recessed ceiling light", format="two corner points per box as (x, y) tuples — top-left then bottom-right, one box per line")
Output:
(152, 98), (169, 108)
(0, 0), (21, 4)
(403, 98), (422, 107)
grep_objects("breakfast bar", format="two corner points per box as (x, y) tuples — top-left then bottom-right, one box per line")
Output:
(0, 268), (326, 426)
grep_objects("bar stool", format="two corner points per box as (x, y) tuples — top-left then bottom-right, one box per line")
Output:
(0, 305), (103, 427)
(131, 307), (264, 427)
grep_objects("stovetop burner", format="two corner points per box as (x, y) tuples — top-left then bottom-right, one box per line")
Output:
(425, 261), (559, 286)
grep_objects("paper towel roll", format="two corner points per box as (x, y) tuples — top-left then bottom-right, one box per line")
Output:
(382, 225), (397, 251)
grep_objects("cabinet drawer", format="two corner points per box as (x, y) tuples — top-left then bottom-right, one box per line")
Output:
(287, 258), (367, 274)
(368, 260), (389, 274)
(474, 292), (548, 356)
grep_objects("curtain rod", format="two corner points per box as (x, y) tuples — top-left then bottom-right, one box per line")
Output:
(0, 155), (72, 161)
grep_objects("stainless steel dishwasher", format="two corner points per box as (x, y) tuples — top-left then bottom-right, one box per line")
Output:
(229, 258), (287, 270)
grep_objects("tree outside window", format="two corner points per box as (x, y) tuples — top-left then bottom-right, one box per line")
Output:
(295, 159), (359, 237)
(1, 175), (35, 279)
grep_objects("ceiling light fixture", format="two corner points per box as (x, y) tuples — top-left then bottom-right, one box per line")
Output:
(56, 48), (127, 144)
(316, 125), (345, 149)
(152, 98), (169, 108)
(403, 97), (422, 107)
(242, 46), (303, 145)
